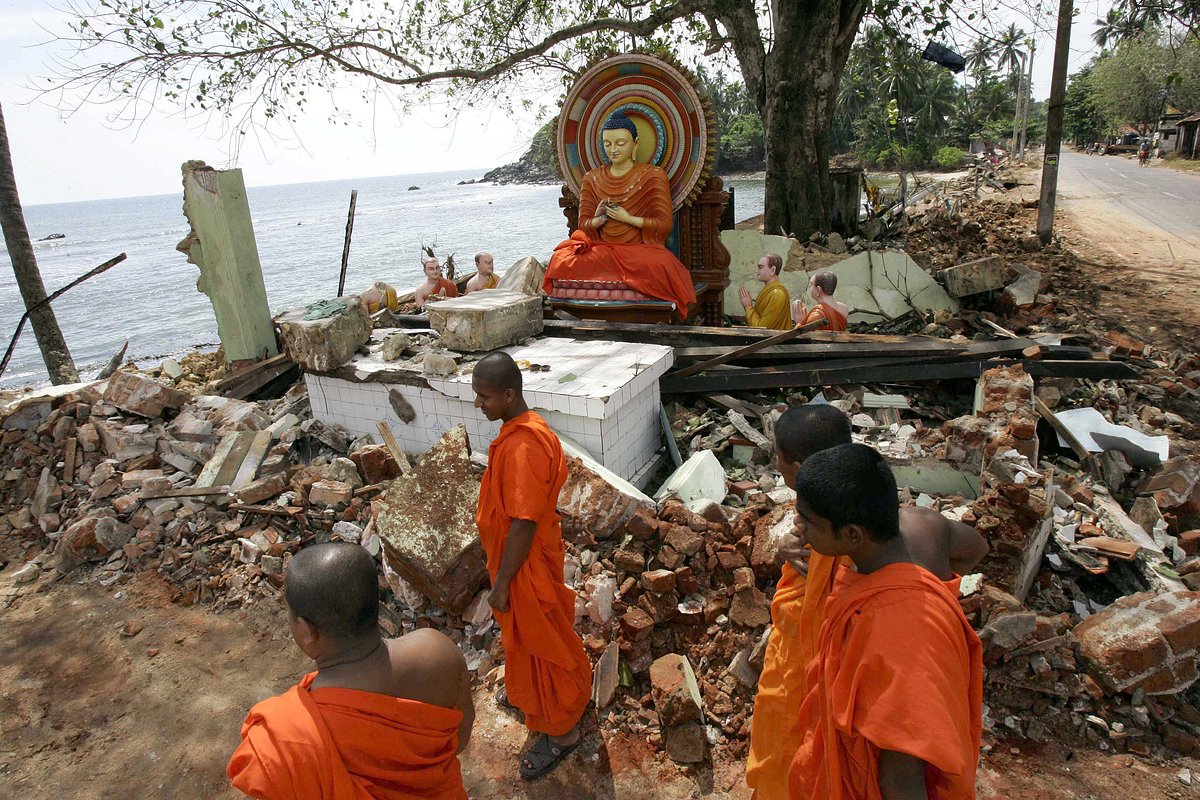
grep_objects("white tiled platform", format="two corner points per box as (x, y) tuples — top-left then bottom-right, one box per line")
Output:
(305, 337), (674, 484)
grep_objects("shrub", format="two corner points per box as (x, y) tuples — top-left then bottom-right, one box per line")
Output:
(934, 146), (968, 170)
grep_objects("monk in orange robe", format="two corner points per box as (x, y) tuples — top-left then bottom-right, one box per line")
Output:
(786, 444), (984, 800)
(746, 406), (988, 799)
(794, 270), (849, 331)
(227, 542), (474, 800)
(544, 112), (696, 316)
(472, 352), (592, 779)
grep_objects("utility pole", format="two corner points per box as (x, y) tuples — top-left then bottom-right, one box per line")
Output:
(0, 101), (78, 384)
(1038, 0), (1074, 243)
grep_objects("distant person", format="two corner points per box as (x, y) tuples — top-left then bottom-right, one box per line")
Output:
(739, 253), (791, 330)
(472, 352), (592, 779)
(415, 257), (459, 309)
(466, 252), (499, 293)
(793, 270), (849, 331)
(786, 444), (983, 800)
(745, 405), (988, 799)
(227, 543), (474, 799)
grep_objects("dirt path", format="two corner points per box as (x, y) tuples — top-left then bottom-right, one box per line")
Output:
(3, 573), (1198, 799)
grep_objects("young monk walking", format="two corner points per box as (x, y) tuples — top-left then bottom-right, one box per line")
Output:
(746, 405), (988, 799)
(472, 352), (592, 779)
(787, 444), (984, 799)
(227, 542), (474, 799)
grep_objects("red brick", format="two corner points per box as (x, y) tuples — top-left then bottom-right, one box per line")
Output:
(674, 567), (698, 595)
(1157, 600), (1200, 654)
(308, 479), (352, 506)
(732, 567), (755, 593)
(614, 549), (646, 573)
(623, 510), (659, 540)
(664, 525), (704, 556)
(1179, 530), (1200, 556)
(730, 587), (770, 627)
(641, 569), (677, 594)
(716, 550), (749, 571)
(1163, 724), (1200, 756)
(638, 590), (679, 623)
(620, 607), (655, 640)
(349, 444), (401, 484)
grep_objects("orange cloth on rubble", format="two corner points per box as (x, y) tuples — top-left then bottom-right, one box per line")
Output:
(432, 277), (459, 298)
(544, 162), (697, 314)
(227, 671), (466, 800)
(802, 302), (848, 331)
(788, 563), (983, 800)
(476, 411), (592, 736)
(746, 552), (847, 798)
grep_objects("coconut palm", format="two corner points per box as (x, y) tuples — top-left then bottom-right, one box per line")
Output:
(996, 24), (1028, 92)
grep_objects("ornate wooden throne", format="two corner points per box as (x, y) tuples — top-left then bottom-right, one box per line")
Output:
(547, 53), (731, 326)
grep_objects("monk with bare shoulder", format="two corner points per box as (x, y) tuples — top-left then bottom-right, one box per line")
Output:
(415, 256), (459, 310)
(228, 542), (474, 799)
(466, 252), (498, 293)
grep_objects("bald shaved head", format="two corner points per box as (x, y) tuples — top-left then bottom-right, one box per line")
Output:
(775, 404), (853, 465)
(474, 352), (522, 392)
(285, 543), (379, 640)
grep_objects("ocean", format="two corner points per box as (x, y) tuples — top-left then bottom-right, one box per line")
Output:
(1, 169), (765, 389)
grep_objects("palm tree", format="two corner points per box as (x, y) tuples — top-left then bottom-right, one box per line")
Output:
(965, 38), (996, 87)
(996, 24), (1028, 92)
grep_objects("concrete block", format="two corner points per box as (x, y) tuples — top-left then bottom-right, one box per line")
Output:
(373, 425), (488, 614)
(308, 479), (352, 506)
(654, 450), (727, 512)
(650, 653), (704, 726)
(494, 255), (546, 296)
(558, 435), (654, 540)
(178, 161), (278, 363)
(275, 297), (372, 372)
(939, 256), (1007, 297)
(103, 371), (189, 418)
(426, 290), (542, 352)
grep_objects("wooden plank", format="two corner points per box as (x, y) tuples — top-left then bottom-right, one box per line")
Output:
(62, 437), (77, 483)
(231, 430), (273, 490)
(1012, 468), (1055, 604)
(728, 411), (771, 452)
(668, 318), (829, 380)
(194, 431), (243, 488)
(141, 484), (232, 500)
(673, 339), (967, 363)
(212, 431), (256, 488)
(659, 405), (682, 469)
(1022, 360), (1139, 379)
(209, 353), (295, 400)
(1034, 396), (1091, 461)
(662, 358), (990, 393)
(376, 420), (412, 474)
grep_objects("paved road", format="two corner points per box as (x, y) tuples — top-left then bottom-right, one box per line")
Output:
(1056, 150), (1200, 249)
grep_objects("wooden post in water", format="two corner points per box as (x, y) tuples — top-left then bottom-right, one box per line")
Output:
(0, 101), (79, 384)
(338, 189), (358, 296)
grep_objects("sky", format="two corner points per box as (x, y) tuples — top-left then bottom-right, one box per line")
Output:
(0, 0), (1115, 207)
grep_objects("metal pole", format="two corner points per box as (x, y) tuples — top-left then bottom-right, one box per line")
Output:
(337, 189), (358, 297)
(1038, 0), (1074, 243)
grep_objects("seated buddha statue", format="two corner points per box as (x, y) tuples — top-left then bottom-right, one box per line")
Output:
(543, 112), (697, 316)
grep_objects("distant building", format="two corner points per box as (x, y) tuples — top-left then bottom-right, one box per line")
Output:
(1177, 111), (1200, 159)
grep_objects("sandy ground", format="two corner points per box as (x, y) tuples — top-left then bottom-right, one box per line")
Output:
(3, 575), (1198, 798)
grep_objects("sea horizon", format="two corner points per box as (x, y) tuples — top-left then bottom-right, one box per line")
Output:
(2, 167), (766, 390)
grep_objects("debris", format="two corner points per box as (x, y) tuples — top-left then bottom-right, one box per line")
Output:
(425, 290), (543, 351)
(654, 450), (727, 512)
(373, 426), (488, 614)
(275, 297), (372, 371)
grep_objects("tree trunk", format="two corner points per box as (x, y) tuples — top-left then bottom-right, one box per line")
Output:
(760, 1), (866, 240)
(0, 102), (78, 385)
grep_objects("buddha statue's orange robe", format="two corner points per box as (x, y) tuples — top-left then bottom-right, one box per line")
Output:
(788, 564), (983, 800)
(544, 162), (697, 315)
(746, 552), (847, 798)
(476, 411), (592, 736)
(227, 672), (467, 800)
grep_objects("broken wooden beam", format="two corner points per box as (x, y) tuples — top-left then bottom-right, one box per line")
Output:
(376, 420), (413, 474)
(668, 318), (828, 380)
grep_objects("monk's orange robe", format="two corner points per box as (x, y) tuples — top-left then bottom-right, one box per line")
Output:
(227, 672), (466, 800)
(802, 302), (848, 331)
(544, 162), (697, 315)
(788, 564), (983, 800)
(433, 277), (459, 298)
(476, 411), (592, 736)
(746, 552), (847, 798)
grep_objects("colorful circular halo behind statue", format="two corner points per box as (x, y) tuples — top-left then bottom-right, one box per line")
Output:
(545, 53), (716, 319)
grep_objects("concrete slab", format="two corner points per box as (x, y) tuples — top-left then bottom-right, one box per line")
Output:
(374, 425), (488, 613)
(275, 297), (372, 372)
(426, 290), (542, 352)
(654, 450), (727, 511)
